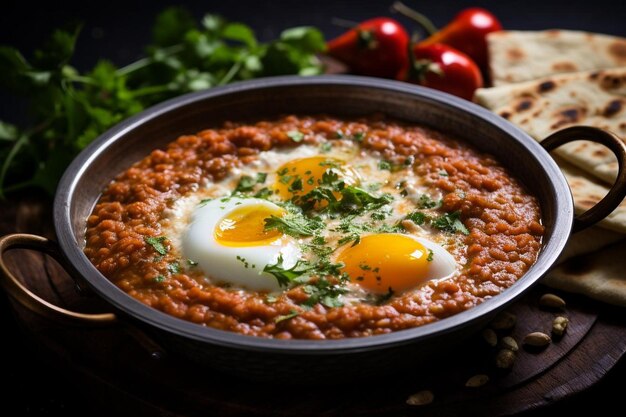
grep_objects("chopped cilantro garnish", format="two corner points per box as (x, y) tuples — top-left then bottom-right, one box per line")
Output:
(352, 132), (364, 142)
(153, 275), (165, 283)
(187, 259), (198, 267)
(439, 170), (449, 177)
(287, 130), (304, 142)
(288, 177), (303, 192)
(302, 278), (347, 308)
(431, 211), (469, 235)
(263, 255), (313, 287)
(256, 172), (267, 184)
(403, 211), (427, 225)
(275, 310), (299, 323)
(427, 249), (434, 262)
(234, 175), (256, 193)
(334, 130), (344, 139)
(167, 262), (181, 274)
(144, 236), (168, 255)
(234, 173), (267, 194)
(404, 155), (415, 166)
(254, 187), (273, 199)
(198, 198), (212, 207)
(319, 142), (333, 153)
(417, 194), (441, 209)
(378, 160), (392, 171)
(264, 210), (323, 237)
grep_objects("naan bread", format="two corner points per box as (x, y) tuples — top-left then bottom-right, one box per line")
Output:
(474, 67), (626, 184)
(557, 225), (623, 263)
(558, 159), (626, 233)
(488, 30), (626, 86)
(544, 239), (626, 307)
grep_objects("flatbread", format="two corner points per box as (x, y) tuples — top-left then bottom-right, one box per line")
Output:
(543, 239), (626, 307)
(559, 158), (626, 233)
(557, 225), (623, 263)
(474, 67), (626, 185)
(488, 30), (626, 86)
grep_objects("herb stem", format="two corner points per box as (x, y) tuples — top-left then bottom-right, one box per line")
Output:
(115, 44), (185, 77)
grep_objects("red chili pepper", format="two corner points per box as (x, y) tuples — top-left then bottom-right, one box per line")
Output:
(326, 18), (410, 79)
(397, 43), (483, 101)
(393, 3), (502, 72)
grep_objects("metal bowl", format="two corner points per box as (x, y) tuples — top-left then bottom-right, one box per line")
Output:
(2, 76), (625, 382)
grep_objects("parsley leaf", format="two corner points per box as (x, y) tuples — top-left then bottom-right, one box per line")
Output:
(144, 236), (168, 255)
(275, 309), (299, 323)
(263, 255), (313, 288)
(167, 262), (181, 274)
(302, 278), (347, 308)
(287, 130), (304, 142)
(431, 211), (469, 235)
(264, 211), (323, 237)
(417, 194), (441, 209)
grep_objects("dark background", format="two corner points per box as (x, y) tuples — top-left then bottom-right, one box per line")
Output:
(1, 0), (625, 415)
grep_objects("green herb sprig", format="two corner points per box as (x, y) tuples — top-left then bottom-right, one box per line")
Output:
(0, 7), (326, 197)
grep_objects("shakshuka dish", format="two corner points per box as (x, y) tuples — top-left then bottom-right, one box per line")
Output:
(84, 115), (544, 339)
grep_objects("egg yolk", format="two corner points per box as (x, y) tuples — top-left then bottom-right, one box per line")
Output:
(215, 204), (285, 247)
(337, 234), (432, 294)
(273, 156), (360, 200)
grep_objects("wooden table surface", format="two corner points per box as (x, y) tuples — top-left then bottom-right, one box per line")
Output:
(2, 1), (626, 416)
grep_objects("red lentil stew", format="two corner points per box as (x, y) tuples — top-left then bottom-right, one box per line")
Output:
(84, 115), (544, 339)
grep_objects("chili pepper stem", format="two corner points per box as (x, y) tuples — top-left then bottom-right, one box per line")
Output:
(391, 1), (438, 36)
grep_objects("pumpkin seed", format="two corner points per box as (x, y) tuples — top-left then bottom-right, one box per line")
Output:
(490, 311), (517, 330)
(500, 336), (519, 352)
(523, 331), (551, 348)
(482, 328), (497, 347)
(552, 316), (569, 336)
(539, 293), (566, 310)
(406, 390), (434, 406)
(465, 374), (489, 388)
(495, 349), (516, 369)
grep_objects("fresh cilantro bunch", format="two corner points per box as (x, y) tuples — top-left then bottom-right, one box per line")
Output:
(0, 7), (326, 197)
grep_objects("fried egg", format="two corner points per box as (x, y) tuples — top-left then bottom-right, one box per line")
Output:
(337, 233), (456, 294)
(182, 197), (301, 292)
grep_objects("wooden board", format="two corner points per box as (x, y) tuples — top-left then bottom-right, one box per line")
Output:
(2, 194), (626, 416)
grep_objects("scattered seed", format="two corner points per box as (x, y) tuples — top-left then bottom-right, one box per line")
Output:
(552, 316), (569, 336)
(482, 328), (498, 347)
(406, 390), (434, 406)
(523, 332), (551, 348)
(539, 293), (566, 310)
(465, 374), (490, 388)
(490, 311), (517, 330)
(500, 336), (519, 352)
(495, 349), (516, 369)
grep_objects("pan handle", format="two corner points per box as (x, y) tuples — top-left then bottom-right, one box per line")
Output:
(541, 126), (626, 233)
(0, 233), (117, 325)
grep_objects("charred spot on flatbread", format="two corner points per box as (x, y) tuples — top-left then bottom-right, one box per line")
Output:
(515, 98), (534, 112)
(538, 81), (556, 92)
(506, 47), (525, 61)
(499, 111), (512, 119)
(599, 73), (624, 90)
(603, 99), (623, 117)
(593, 148), (611, 158)
(551, 107), (586, 129)
(552, 62), (578, 72)
(608, 41), (626, 62)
